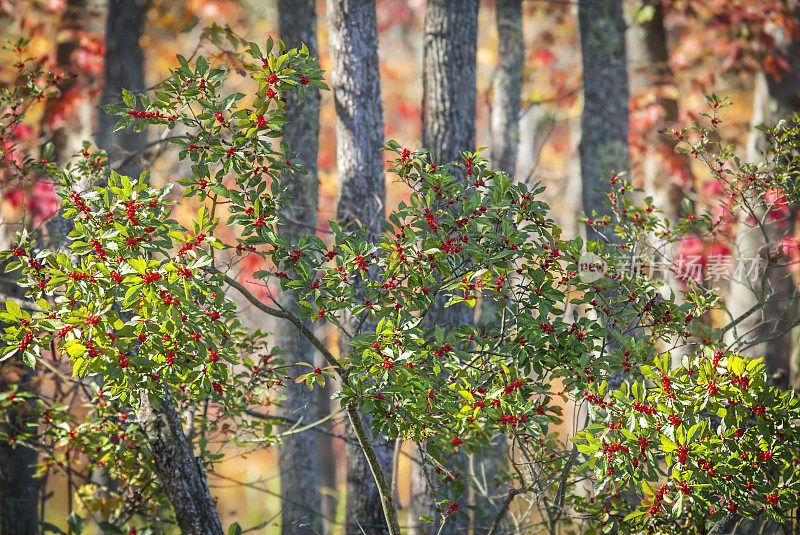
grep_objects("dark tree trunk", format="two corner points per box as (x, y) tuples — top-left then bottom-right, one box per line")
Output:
(97, 0), (148, 179)
(578, 0), (630, 238)
(414, 2), (479, 533)
(727, 1), (799, 388)
(491, 0), (523, 177)
(422, 0), (479, 168)
(0, 136), (39, 535)
(420, 0), (479, 333)
(137, 390), (223, 535)
(326, 1), (391, 532)
(0, 365), (40, 535)
(276, 1), (324, 533)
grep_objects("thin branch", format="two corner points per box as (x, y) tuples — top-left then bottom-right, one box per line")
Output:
(214, 269), (343, 375)
(487, 485), (533, 535)
(345, 403), (402, 535)
(245, 409), (347, 442)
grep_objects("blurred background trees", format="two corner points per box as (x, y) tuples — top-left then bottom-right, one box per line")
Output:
(0, 0), (798, 533)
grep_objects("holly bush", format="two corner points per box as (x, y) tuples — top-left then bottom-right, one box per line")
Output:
(1, 30), (799, 535)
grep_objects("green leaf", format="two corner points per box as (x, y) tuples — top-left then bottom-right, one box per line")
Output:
(97, 521), (124, 534)
(121, 88), (135, 108)
(65, 340), (86, 359)
(623, 510), (647, 522)
(41, 523), (67, 535)
(196, 55), (209, 76)
(659, 434), (678, 453)
(5, 300), (22, 318)
(227, 523), (242, 535)
(67, 512), (85, 534)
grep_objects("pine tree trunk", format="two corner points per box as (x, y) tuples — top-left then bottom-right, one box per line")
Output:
(413, 2), (479, 533)
(97, 0), (148, 179)
(578, 0), (630, 236)
(137, 390), (224, 535)
(326, 1), (392, 532)
(727, 2), (799, 388)
(276, 1), (324, 533)
(491, 0), (523, 178)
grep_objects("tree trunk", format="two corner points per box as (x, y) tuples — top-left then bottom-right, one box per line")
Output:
(422, 0), (479, 169)
(414, 2), (480, 533)
(46, 0), (99, 166)
(276, 1), (324, 533)
(137, 389), (223, 535)
(96, 0), (148, 180)
(727, 1), (799, 388)
(0, 442), (39, 535)
(0, 116), (39, 535)
(625, 0), (686, 225)
(578, 0), (630, 238)
(473, 1), (524, 531)
(0, 352), (40, 535)
(43, 0), (101, 250)
(326, 1), (392, 532)
(491, 0), (523, 178)
(420, 0), (479, 341)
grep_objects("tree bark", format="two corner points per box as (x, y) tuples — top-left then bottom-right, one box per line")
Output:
(491, 0), (524, 178)
(415, 2), (479, 533)
(326, 1), (392, 532)
(137, 389), (223, 535)
(578, 0), (630, 239)
(0, 120), (39, 535)
(422, 0), (479, 169)
(276, 1), (324, 533)
(727, 1), (799, 388)
(420, 0), (480, 339)
(96, 0), (148, 180)
(0, 364), (40, 535)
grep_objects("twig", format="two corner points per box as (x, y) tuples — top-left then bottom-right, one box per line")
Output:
(487, 485), (534, 535)
(214, 269), (344, 375)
